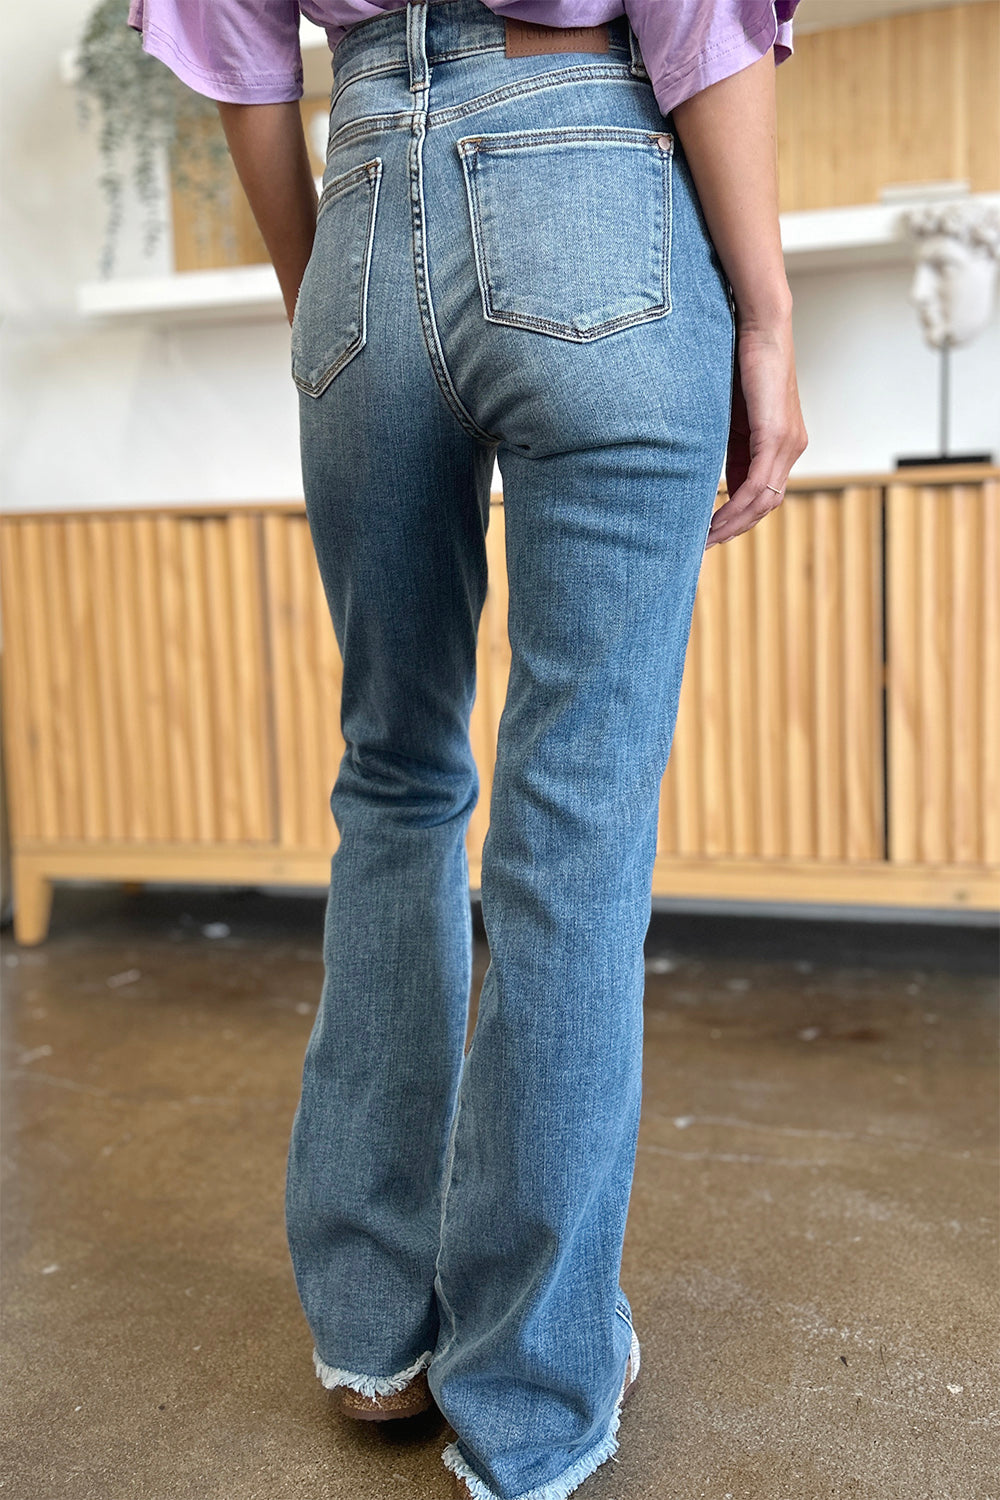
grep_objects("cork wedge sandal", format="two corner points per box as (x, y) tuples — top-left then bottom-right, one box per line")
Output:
(339, 1369), (434, 1422)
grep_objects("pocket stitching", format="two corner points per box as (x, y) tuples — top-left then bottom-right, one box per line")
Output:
(292, 156), (383, 398)
(459, 129), (673, 343)
(316, 156), (380, 217)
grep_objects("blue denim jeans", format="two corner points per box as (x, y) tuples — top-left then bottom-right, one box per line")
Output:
(284, 3), (735, 1497)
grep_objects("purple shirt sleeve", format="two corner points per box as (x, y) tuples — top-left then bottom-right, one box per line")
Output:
(126, 2), (799, 113)
(127, 0), (304, 103)
(627, 1), (800, 119)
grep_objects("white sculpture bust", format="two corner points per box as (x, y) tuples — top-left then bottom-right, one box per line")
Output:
(902, 201), (1000, 350)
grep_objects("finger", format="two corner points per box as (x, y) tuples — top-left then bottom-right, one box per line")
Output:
(705, 477), (785, 548)
(708, 473), (784, 528)
(706, 497), (780, 547)
(709, 413), (807, 547)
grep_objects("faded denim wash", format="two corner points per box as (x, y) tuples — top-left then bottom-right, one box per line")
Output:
(284, 4), (735, 1498)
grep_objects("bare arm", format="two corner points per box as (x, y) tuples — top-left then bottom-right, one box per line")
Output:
(215, 101), (318, 325)
(671, 50), (808, 546)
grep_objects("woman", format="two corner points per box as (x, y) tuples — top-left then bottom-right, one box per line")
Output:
(128, 3), (807, 1497)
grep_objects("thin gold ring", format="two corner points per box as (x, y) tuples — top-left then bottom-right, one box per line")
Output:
(764, 483), (783, 494)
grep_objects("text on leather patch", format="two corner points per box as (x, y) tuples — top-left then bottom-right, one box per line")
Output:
(504, 18), (610, 58)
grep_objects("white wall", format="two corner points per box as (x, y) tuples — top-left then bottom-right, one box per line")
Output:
(1, 0), (304, 513)
(788, 262), (999, 474)
(2, 315), (302, 507)
(1, 2), (998, 519)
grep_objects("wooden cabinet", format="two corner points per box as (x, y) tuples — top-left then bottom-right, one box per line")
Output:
(1, 466), (997, 944)
(775, 0), (1000, 213)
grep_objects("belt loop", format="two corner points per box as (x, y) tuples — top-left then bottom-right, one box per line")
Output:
(406, 0), (429, 94)
(627, 22), (649, 81)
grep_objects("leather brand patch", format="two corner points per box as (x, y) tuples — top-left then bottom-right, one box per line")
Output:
(504, 18), (610, 58)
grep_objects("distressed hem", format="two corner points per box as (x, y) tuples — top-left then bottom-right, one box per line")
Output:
(312, 1346), (432, 1398)
(441, 1326), (639, 1500)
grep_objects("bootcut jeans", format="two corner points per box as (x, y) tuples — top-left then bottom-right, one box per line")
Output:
(284, 3), (735, 1497)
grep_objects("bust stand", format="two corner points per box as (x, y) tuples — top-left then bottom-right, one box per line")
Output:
(896, 339), (994, 468)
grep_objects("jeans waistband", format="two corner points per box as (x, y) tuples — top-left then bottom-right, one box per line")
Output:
(331, 0), (645, 93)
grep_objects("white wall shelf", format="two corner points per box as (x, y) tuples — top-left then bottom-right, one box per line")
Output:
(781, 202), (913, 272)
(76, 194), (1000, 323)
(781, 194), (1000, 273)
(77, 264), (285, 323)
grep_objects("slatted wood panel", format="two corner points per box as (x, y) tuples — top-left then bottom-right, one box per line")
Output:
(467, 501), (509, 881)
(775, 1), (1000, 212)
(886, 476), (1000, 866)
(654, 485), (885, 871)
(0, 511), (273, 846)
(1, 478), (996, 943)
(261, 511), (344, 852)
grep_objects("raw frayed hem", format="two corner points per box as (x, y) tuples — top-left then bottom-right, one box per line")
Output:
(441, 1405), (622, 1500)
(441, 1325), (640, 1500)
(312, 1346), (432, 1399)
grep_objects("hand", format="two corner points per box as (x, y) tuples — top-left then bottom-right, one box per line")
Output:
(706, 310), (808, 548)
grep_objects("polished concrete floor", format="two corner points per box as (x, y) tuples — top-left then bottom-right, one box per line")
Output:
(2, 886), (997, 1500)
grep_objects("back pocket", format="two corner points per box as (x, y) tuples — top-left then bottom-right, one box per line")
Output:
(291, 157), (383, 398)
(457, 127), (672, 342)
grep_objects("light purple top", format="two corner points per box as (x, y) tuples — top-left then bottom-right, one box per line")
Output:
(127, 1), (799, 121)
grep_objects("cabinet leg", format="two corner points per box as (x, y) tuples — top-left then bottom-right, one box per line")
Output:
(12, 857), (53, 946)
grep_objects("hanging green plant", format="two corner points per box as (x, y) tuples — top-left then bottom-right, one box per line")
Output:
(74, 0), (235, 276)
